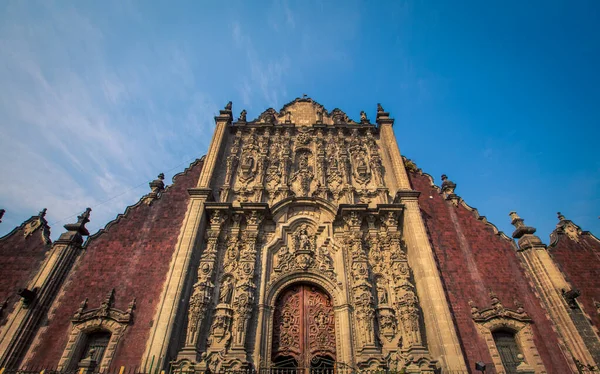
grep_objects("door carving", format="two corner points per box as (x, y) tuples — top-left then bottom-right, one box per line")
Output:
(272, 284), (336, 367)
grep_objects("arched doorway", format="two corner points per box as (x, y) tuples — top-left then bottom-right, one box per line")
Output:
(272, 283), (336, 369)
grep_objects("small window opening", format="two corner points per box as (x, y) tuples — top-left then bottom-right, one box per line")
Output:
(493, 330), (521, 374)
(78, 331), (111, 365)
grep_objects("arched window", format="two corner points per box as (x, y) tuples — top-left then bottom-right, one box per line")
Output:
(492, 330), (521, 374)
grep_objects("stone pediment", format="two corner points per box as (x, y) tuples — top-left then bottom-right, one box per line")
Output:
(242, 96), (359, 126)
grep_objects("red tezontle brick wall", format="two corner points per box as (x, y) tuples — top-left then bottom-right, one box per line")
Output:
(408, 170), (572, 373)
(550, 233), (600, 331)
(0, 220), (50, 327)
(28, 159), (203, 368)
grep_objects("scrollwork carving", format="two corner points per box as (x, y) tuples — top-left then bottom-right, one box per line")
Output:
(272, 225), (338, 285)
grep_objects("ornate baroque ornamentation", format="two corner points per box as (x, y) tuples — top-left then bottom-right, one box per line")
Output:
(224, 105), (386, 205)
(469, 293), (546, 373)
(58, 289), (135, 372)
(272, 225), (338, 285)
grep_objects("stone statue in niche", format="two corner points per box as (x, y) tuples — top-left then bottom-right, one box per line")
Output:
(377, 278), (389, 305)
(290, 151), (314, 196)
(219, 277), (234, 305)
(298, 225), (312, 251)
(294, 224), (315, 254)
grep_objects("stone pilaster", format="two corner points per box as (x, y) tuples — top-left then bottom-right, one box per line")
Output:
(142, 102), (233, 369)
(342, 209), (378, 357)
(376, 105), (410, 190)
(227, 208), (265, 365)
(377, 101), (466, 371)
(177, 209), (227, 361)
(0, 209), (92, 368)
(510, 211), (597, 370)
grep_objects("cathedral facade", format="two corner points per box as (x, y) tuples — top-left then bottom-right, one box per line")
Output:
(1, 97), (599, 373)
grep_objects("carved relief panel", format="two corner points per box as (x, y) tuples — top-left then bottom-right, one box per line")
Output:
(338, 208), (434, 370)
(218, 99), (389, 206)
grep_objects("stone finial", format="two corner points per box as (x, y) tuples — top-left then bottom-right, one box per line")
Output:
(557, 212), (566, 221)
(0, 209), (4, 223)
(100, 289), (116, 315)
(360, 110), (369, 124)
(150, 173), (165, 191)
(39, 208), (47, 219)
(74, 298), (88, 319)
(509, 211), (537, 240)
(514, 299), (525, 314)
(510, 211), (544, 250)
(468, 300), (480, 316)
(489, 291), (500, 305)
(63, 208), (92, 236)
(441, 174), (456, 193)
(509, 211), (521, 223)
(215, 101), (234, 124)
(440, 174), (459, 205)
(145, 173), (165, 204)
(376, 103), (393, 126)
(238, 109), (247, 122)
(127, 297), (137, 315)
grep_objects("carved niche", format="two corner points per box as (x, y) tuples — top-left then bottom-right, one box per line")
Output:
(290, 150), (314, 196)
(272, 224), (337, 285)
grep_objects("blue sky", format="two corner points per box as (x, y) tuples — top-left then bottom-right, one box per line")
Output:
(0, 0), (598, 243)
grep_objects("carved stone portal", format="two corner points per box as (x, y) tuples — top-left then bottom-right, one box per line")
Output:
(272, 284), (336, 368)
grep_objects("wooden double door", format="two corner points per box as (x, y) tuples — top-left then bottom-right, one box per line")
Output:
(272, 284), (336, 368)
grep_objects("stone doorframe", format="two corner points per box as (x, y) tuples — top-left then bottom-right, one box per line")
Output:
(255, 274), (353, 368)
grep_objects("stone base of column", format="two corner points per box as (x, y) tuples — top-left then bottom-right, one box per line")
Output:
(176, 345), (200, 362)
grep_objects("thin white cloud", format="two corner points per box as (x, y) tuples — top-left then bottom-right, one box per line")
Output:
(0, 3), (217, 238)
(230, 21), (290, 110)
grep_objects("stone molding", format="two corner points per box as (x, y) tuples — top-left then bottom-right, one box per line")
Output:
(470, 294), (546, 373)
(58, 289), (135, 372)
